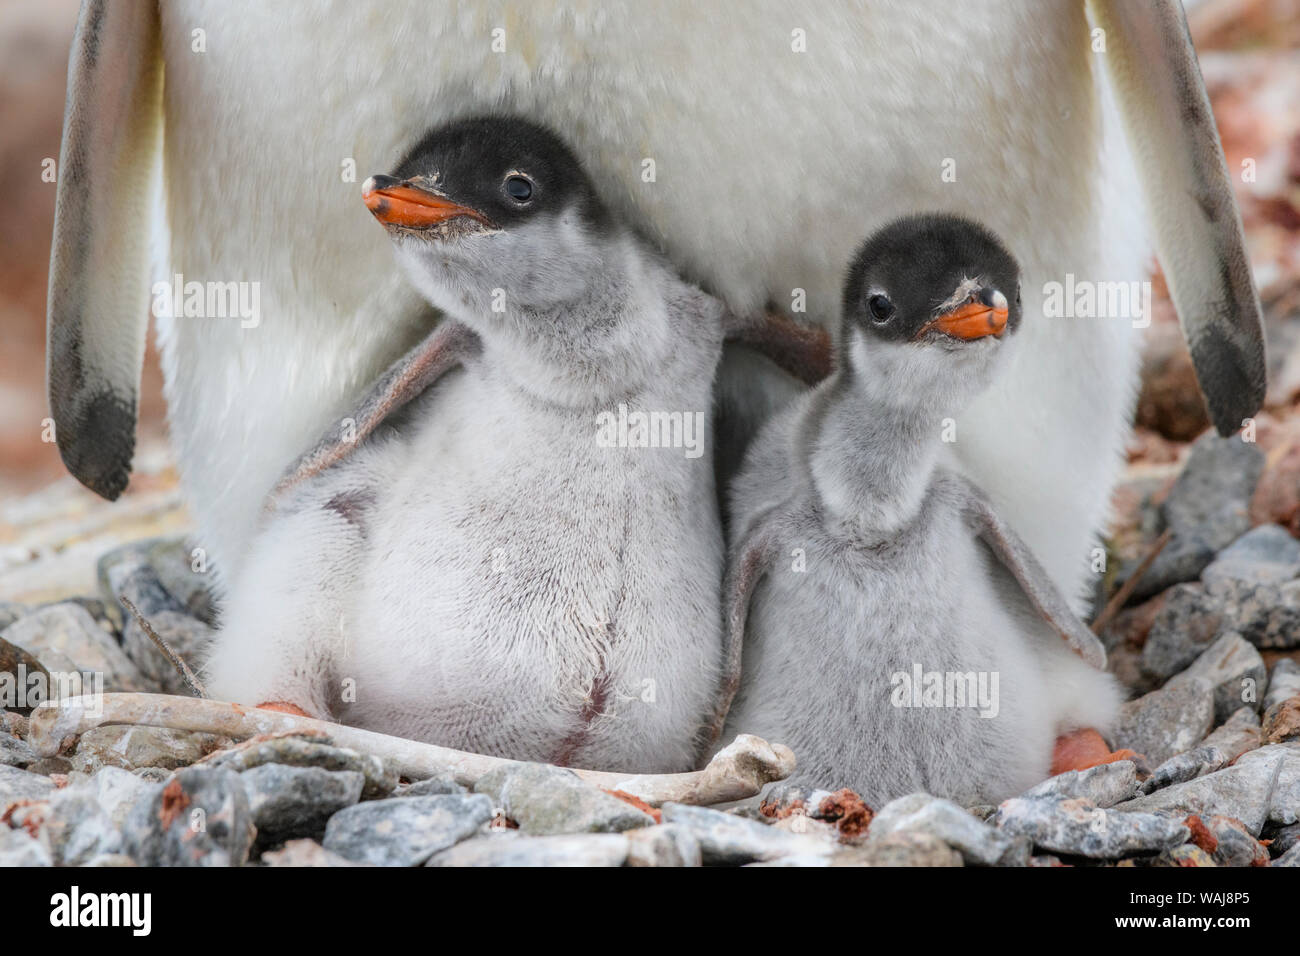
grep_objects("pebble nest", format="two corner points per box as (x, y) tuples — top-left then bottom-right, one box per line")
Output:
(1, 430), (1299, 867)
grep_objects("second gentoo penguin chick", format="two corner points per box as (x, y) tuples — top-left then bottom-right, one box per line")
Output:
(201, 117), (744, 773)
(720, 215), (1125, 806)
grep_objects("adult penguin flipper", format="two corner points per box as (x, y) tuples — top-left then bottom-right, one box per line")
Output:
(949, 474), (1108, 670)
(270, 321), (481, 501)
(702, 516), (778, 763)
(46, 1), (163, 500)
(1089, 0), (1266, 436)
(722, 309), (833, 387)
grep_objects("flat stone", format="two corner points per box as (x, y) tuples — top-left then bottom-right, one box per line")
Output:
(1021, 761), (1139, 808)
(1142, 585), (1225, 679)
(870, 793), (1017, 866)
(240, 764), (364, 842)
(1, 603), (146, 693)
(1112, 679), (1215, 766)
(1202, 525), (1300, 588)
(0, 763), (56, 805)
(1160, 433), (1263, 549)
(1200, 707), (1262, 762)
(625, 824), (702, 867)
(660, 803), (834, 865)
(995, 797), (1188, 858)
(1166, 633), (1267, 724)
(1140, 747), (1227, 795)
(260, 839), (361, 867)
(427, 832), (629, 867)
(121, 766), (255, 866)
(829, 831), (963, 867)
(474, 763), (654, 835)
(70, 725), (224, 773)
(0, 825), (51, 866)
(202, 733), (397, 799)
(322, 794), (492, 866)
(1112, 758), (1280, 835)
(1235, 743), (1300, 826)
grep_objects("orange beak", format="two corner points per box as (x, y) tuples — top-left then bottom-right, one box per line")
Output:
(362, 177), (494, 230)
(924, 300), (1009, 340)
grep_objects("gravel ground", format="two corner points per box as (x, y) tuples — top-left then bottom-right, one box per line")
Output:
(1, 428), (1298, 867)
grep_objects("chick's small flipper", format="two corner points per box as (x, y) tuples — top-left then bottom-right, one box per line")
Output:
(271, 320), (481, 501)
(946, 472), (1107, 669)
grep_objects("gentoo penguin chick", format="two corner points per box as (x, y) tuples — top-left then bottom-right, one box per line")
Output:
(720, 215), (1125, 806)
(202, 116), (752, 773)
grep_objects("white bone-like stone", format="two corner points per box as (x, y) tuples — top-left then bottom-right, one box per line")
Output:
(27, 693), (794, 807)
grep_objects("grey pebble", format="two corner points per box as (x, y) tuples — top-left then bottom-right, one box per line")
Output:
(121, 766), (255, 866)
(1112, 756), (1280, 835)
(240, 764), (364, 842)
(473, 762), (654, 835)
(1112, 678), (1215, 766)
(1139, 746), (1228, 795)
(1020, 760), (1139, 808)
(660, 802), (833, 865)
(202, 734), (397, 799)
(995, 797), (1189, 858)
(1165, 633), (1266, 724)
(322, 793), (492, 866)
(870, 793), (1017, 866)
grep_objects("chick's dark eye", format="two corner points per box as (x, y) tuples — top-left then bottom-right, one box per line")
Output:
(505, 175), (533, 202)
(868, 294), (894, 323)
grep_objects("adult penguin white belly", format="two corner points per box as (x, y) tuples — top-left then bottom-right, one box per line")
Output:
(48, 0), (1264, 610)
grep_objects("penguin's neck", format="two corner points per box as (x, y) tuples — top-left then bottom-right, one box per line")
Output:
(479, 246), (676, 409)
(807, 372), (943, 538)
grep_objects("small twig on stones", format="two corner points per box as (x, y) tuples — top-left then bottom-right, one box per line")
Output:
(118, 595), (209, 699)
(1090, 528), (1173, 635)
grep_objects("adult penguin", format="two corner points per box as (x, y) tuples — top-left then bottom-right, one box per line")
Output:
(47, 1), (1264, 611)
